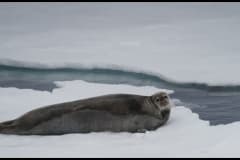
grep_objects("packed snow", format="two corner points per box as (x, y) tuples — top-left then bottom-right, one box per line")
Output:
(0, 3), (240, 85)
(0, 80), (240, 158)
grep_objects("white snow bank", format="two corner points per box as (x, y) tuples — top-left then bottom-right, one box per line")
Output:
(1, 3), (240, 85)
(0, 80), (240, 157)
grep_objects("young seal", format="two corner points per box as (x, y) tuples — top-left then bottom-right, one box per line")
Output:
(0, 92), (173, 135)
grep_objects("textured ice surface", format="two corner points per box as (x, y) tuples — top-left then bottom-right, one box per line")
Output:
(0, 3), (240, 84)
(0, 80), (240, 157)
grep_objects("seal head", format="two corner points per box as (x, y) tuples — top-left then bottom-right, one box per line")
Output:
(142, 91), (172, 119)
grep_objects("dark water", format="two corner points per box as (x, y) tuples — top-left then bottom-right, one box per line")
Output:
(1, 64), (240, 125)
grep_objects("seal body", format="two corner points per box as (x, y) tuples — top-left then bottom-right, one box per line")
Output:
(0, 93), (171, 135)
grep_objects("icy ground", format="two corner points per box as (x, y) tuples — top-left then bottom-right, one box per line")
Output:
(1, 3), (240, 157)
(1, 3), (240, 85)
(0, 80), (240, 158)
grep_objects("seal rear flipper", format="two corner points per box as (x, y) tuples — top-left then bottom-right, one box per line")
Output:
(0, 124), (14, 134)
(0, 120), (21, 135)
(0, 120), (15, 126)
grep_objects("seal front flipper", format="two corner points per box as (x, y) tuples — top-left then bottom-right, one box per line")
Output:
(136, 129), (147, 133)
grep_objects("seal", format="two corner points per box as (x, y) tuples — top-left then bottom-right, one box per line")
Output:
(0, 92), (173, 135)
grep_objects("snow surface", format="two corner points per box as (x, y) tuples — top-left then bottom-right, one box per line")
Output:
(0, 80), (240, 158)
(1, 3), (240, 85)
(0, 3), (240, 157)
